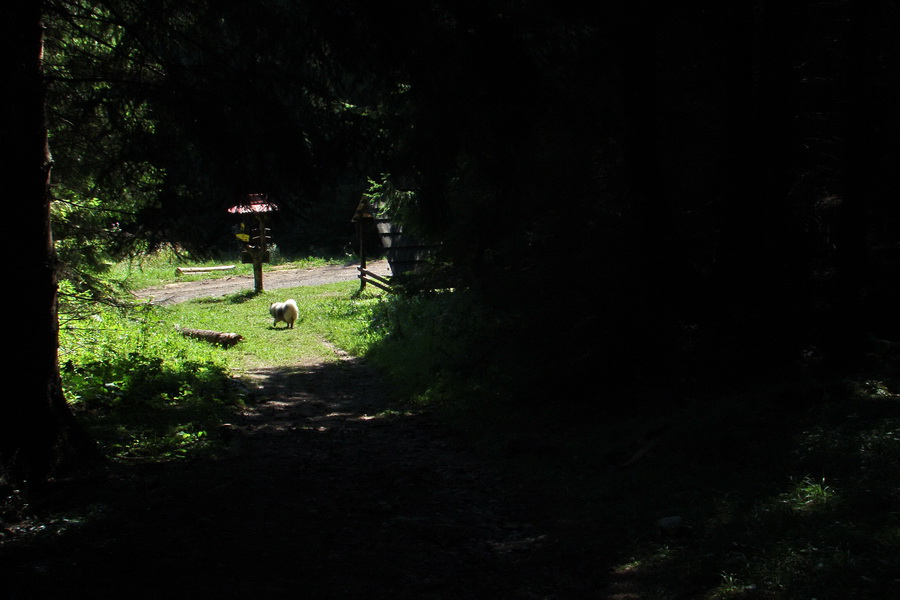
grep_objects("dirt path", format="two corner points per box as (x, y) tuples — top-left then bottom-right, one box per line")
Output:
(3, 264), (610, 599)
(132, 260), (393, 305)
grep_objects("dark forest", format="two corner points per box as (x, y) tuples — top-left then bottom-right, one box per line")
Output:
(3, 1), (899, 598)
(36, 1), (900, 375)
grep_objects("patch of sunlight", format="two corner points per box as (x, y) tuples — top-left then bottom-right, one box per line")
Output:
(782, 475), (836, 512)
(717, 571), (757, 596)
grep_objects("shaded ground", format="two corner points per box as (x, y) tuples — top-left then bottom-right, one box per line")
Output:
(9, 265), (895, 598)
(4, 355), (592, 599)
(2, 264), (612, 599)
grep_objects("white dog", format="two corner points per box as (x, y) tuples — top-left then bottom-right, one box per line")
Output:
(269, 299), (299, 329)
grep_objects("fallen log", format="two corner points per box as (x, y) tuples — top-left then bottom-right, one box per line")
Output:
(176, 325), (244, 348)
(176, 265), (235, 275)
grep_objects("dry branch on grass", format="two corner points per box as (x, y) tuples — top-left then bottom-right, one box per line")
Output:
(176, 325), (244, 347)
(176, 265), (235, 275)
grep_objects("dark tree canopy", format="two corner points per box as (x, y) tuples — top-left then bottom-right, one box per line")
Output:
(35, 0), (900, 395)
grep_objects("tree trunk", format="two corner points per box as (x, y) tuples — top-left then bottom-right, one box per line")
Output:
(711, 1), (803, 361)
(1, 5), (101, 486)
(831, 0), (875, 350)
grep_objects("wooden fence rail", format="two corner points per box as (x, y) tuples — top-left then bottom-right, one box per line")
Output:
(358, 267), (393, 292)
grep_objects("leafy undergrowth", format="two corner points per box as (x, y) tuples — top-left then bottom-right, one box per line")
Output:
(68, 355), (242, 462)
(60, 302), (245, 462)
(437, 353), (900, 599)
(586, 374), (900, 600)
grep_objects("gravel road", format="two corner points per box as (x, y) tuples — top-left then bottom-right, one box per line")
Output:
(132, 260), (392, 305)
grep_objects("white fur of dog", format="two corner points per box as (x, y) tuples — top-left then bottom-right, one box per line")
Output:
(269, 299), (299, 329)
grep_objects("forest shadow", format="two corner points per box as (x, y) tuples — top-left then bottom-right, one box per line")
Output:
(1, 359), (570, 599)
(2, 347), (897, 599)
(467, 345), (900, 599)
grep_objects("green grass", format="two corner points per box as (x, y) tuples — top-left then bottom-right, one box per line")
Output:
(157, 281), (388, 370)
(60, 260), (389, 463)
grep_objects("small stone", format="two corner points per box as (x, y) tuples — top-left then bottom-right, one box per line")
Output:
(657, 516), (690, 536)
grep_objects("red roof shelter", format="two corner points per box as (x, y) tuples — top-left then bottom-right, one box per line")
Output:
(228, 193), (279, 293)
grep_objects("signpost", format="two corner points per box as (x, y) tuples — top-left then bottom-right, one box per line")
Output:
(228, 193), (278, 293)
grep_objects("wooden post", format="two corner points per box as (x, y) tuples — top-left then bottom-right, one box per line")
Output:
(228, 194), (277, 294)
(352, 195), (374, 292)
(253, 215), (266, 293)
(358, 220), (367, 291)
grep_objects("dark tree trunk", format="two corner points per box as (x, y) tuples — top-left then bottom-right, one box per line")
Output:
(1, 4), (101, 487)
(605, 1), (690, 365)
(831, 0), (875, 349)
(711, 1), (803, 362)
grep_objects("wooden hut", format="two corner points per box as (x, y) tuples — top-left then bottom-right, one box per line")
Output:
(352, 195), (436, 292)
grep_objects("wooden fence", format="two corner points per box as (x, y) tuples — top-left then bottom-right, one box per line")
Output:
(354, 196), (436, 292)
